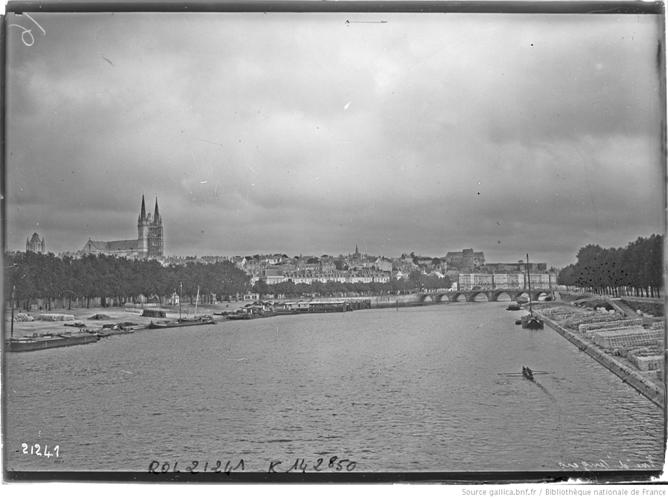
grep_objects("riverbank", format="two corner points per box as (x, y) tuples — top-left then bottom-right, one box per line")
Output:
(6, 302), (255, 339)
(6, 295), (389, 339)
(531, 302), (665, 409)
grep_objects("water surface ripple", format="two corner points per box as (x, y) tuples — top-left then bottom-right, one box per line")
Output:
(5, 303), (664, 472)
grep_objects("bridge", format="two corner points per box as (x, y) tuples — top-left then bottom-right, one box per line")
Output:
(417, 288), (556, 303)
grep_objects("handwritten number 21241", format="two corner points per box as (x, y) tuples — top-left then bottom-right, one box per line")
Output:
(9, 13), (46, 47)
(21, 443), (60, 458)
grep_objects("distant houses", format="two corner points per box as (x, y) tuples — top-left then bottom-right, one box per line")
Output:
(204, 247), (552, 291)
(18, 227), (554, 294)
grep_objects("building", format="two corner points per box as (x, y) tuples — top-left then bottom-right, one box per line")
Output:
(492, 273), (524, 288)
(263, 266), (288, 285)
(483, 262), (547, 273)
(458, 273), (495, 290)
(26, 232), (46, 253)
(374, 257), (393, 273)
(81, 195), (164, 259)
(458, 272), (554, 290)
(445, 249), (485, 271)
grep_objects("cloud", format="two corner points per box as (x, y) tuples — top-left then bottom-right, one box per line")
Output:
(5, 12), (664, 267)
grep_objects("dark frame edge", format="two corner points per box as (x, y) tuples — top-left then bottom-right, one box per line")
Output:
(4, 1), (666, 15)
(3, 470), (667, 483)
(1, 10), (8, 486)
(1, 0), (666, 485)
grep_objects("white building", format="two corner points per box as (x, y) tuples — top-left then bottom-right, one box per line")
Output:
(459, 273), (554, 290)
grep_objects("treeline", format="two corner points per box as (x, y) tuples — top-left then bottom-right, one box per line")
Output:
(5, 252), (251, 309)
(253, 271), (451, 298)
(558, 234), (663, 297)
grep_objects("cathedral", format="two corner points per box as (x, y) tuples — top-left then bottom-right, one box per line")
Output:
(26, 232), (46, 253)
(81, 195), (164, 259)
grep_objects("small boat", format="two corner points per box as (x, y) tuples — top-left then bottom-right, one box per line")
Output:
(178, 315), (215, 325)
(272, 309), (299, 316)
(498, 369), (551, 377)
(64, 321), (87, 328)
(521, 314), (544, 330)
(226, 311), (253, 320)
(507, 302), (521, 311)
(148, 283), (216, 329)
(522, 366), (534, 381)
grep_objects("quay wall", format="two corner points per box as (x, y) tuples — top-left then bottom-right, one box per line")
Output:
(369, 294), (422, 308)
(536, 312), (665, 409)
(269, 294), (424, 309)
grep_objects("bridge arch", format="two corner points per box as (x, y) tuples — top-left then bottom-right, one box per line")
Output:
(434, 293), (450, 303)
(469, 291), (489, 302)
(451, 292), (467, 302)
(492, 291), (513, 302)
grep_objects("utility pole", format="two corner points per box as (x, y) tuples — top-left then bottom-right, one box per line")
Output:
(10, 285), (16, 338)
(526, 254), (533, 315)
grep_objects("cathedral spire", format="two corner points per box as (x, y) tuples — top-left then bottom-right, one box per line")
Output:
(139, 195), (146, 222)
(154, 197), (161, 224)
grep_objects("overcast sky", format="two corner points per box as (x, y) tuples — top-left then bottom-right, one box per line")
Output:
(5, 11), (664, 267)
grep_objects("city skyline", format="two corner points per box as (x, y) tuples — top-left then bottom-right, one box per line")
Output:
(6, 12), (664, 268)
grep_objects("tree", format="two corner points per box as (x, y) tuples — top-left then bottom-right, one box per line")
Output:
(252, 279), (270, 299)
(558, 234), (663, 297)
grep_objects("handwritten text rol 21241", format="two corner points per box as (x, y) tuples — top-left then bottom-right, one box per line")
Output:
(148, 459), (246, 474)
(148, 455), (357, 473)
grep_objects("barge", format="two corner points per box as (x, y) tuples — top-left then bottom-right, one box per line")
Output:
(5, 332), (100, 352)
(147, 316), (215, 329)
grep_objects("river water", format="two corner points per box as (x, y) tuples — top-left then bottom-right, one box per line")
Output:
(4, 302), (665, 473)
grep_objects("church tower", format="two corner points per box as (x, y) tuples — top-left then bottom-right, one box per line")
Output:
(137, 195), (164, 259)
(147, 197), (164, 258)
(137, 195), (150, 258)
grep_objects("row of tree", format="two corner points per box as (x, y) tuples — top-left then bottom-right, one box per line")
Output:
(557, 234), (663, 297)
(5, 252), (452, 310)
(5, 252), (251, 310)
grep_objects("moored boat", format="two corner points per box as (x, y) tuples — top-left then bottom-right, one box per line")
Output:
(5, 332), (100, 352)
(521, 314), (544, 330)
(147, 315), (215, 329)
(520, 253), (544, 330)
(226, 312), (253, 320)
